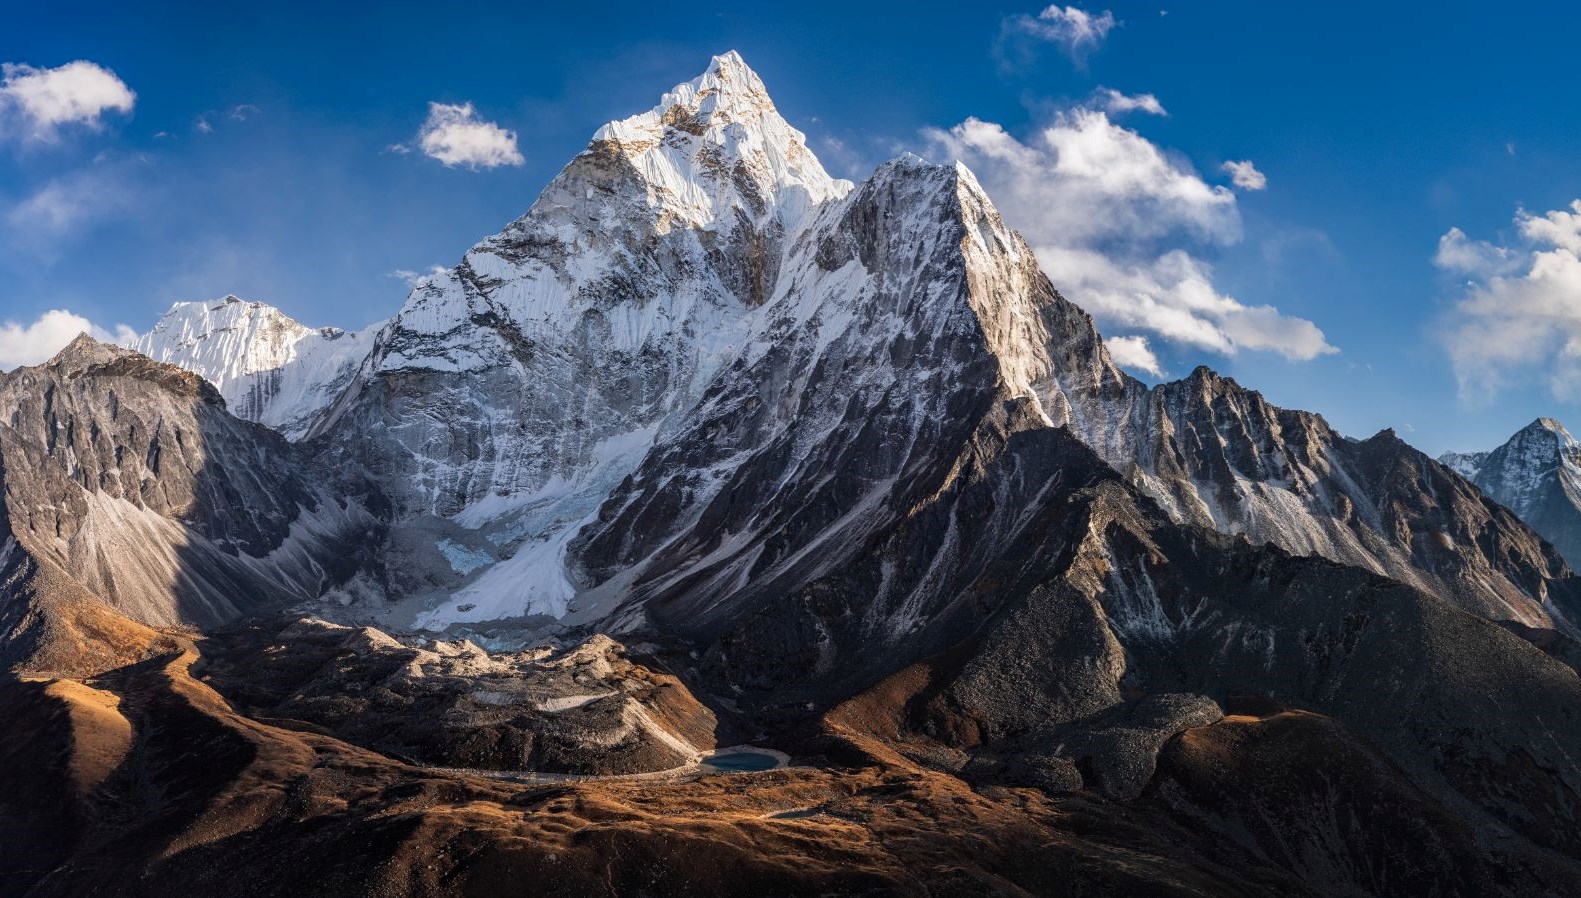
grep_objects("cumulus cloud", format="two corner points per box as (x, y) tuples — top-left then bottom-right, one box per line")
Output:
(925, 110), (1335, 366)
(1438, 200), (1581, 403)
(1005, 5), (1118, 62)
(0, 309), (136, 370)
(1221, 159), (1267, 191)
(402, 102), (524, 170)
(1094, 87), (1166, 117)
(0, 60), (135, 142)
(1104, 335), (1163, 376)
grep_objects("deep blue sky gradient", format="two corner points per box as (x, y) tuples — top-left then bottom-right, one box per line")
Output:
(5, 1), (1581, 454)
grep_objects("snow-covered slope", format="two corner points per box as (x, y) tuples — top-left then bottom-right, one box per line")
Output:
(133, 296), (377, 440)
(1441, 418), (1581, 569)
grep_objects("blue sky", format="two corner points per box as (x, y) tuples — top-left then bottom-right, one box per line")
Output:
(4, 1), (1581, 455)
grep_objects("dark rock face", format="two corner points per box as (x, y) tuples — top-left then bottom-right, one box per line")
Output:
(1116, 371), (1581, 634)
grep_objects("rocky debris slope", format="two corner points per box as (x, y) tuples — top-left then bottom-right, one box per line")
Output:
(0, 336), (380, 670)
(9, 624), (1579, 897)
(196, 618), (718, 775)
(1441, 417), (1581, 573)
(133, 296), (377, 441)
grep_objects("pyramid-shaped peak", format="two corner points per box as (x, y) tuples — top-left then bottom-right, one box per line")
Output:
(1528, 417), (1572, 436)
(596, 50), (790, 142)
(579, 52), (850, 229)
(46, 332), (132, 370)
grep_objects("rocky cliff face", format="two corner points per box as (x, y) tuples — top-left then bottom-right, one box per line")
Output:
(0, 335), (378, 668)
(1441, 418), (1581, 574)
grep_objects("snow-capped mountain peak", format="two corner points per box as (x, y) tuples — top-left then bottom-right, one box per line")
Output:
(587, 50), (847, 233)
(1440, 416), (1581, 569)
(133, 295), (378, 440)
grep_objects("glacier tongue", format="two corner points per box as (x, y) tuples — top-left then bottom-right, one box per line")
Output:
(133, 296), (378, 440)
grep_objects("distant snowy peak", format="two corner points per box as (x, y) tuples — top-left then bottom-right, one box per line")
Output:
(1440, 450), (1490, 480)
(1446, 418), (1581, 507)
(135, 295), (377, 440)
(1442, 417), (1581, 569)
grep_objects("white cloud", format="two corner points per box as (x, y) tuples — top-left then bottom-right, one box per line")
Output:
(404, 102), (524, 170)
(1094, 88), (1166, 117)
(1105, 335), (1163, 376)
(926, 111), (1335, 362)
(0, 309), (136, 370)
(1006, 6), (1118, 62)
(0, 61), (135, 142)
(3, 163), (136, 258)
(1438, 200), (1581, 403)
(1518, 200), (1581, 254)
(929, 113), (1239, 246)
(1221, 159), (1267, 191)
(389, 265), (450, 287)
(1434, 227), (1521, 278)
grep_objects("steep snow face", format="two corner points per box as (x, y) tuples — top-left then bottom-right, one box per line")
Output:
(1443, 419), (1581, 570)
(134, 296), (376, 440)
(311, 52), (853, 626)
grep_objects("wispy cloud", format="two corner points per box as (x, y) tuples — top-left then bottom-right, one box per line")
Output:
(389, 265), (450, 287)
(926, 109), (1334, 369)
(1002, 5), (1118, 66)
(1093, 87), (1166, 117)
(0, 60), (135, 143)
(396, 102), (523, 170)
(1438, 200), (1581, 403)
(3, 159), (139, 259)
(1221, 159), (1267, 191)
(0, 309), (136, 370)
(194, 104), (259, 135)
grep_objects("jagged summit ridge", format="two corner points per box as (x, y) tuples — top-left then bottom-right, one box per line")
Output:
(87, 52), (1581, 643)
